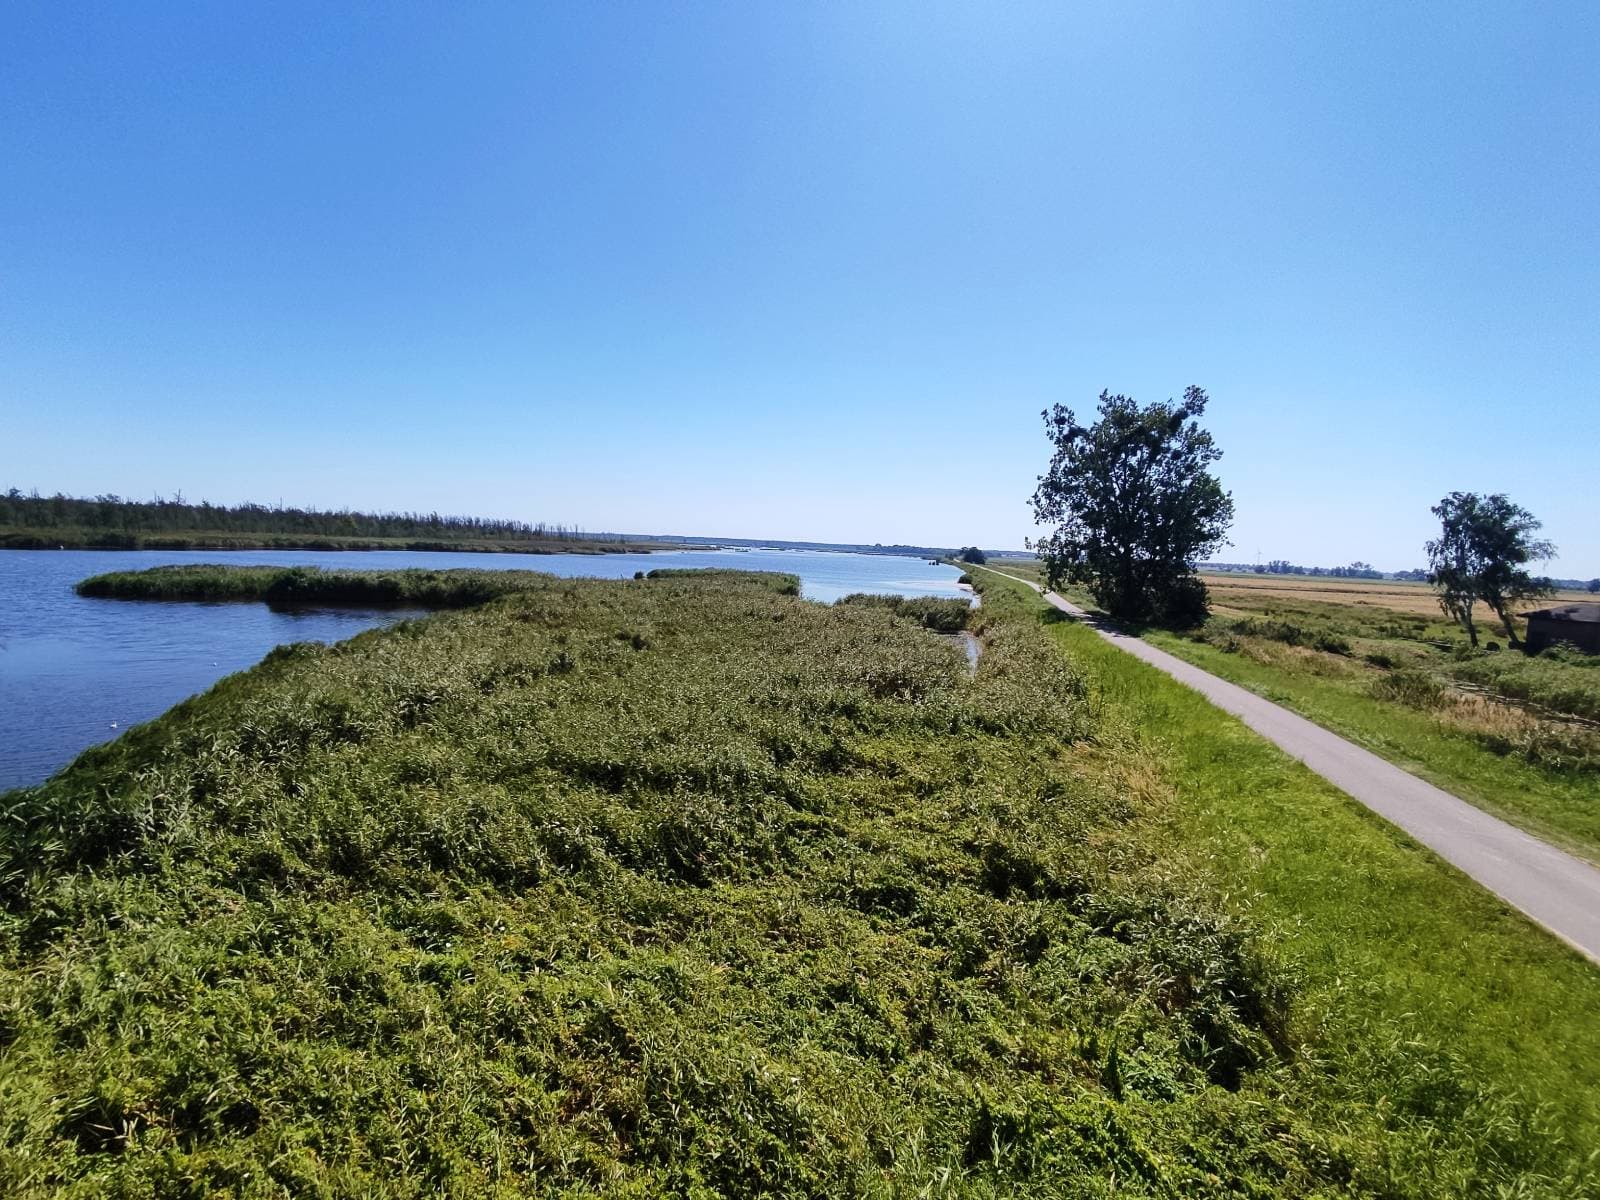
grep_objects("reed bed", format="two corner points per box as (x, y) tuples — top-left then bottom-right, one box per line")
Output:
(4, 570), (1578, 1192)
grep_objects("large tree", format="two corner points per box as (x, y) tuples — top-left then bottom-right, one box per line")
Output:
(1030, 386), (1234, 624)
(1425, 492), (1554, 648)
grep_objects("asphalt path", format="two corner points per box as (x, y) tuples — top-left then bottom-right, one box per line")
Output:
(978, 566), (1600, 966)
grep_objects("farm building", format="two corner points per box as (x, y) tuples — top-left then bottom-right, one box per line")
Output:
(1522, 602), (1600, 655)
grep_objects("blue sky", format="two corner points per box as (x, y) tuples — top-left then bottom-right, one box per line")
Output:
(3, 3), (1595, 573)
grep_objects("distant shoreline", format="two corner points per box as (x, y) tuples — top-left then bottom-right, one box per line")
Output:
(0, 530), (681, 555)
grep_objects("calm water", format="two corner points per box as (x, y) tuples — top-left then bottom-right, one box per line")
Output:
(0, 548), (966, 790)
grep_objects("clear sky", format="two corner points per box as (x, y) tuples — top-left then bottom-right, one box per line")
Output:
(3, 3), (1595, 574)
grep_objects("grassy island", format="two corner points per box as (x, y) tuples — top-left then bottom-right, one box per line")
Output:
(3, 568), (1597, 1195)
(76, 564), (566, 608)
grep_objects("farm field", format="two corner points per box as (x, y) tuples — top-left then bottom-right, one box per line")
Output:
(1201, 573), (1596, 622)
(4, 566), (1597, 1194)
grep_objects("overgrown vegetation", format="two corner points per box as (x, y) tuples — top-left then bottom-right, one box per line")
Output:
(1190, 614), (1353, 657)
(969, 571), (1600, 1195)
(839, 592), (972, 632)
(78, 565), (565, 608)
(1451, 647), (1600, 724)
(5, 568), (1593, 1193)
(1, 487), (657, 553)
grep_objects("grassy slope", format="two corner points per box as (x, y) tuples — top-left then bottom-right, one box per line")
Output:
(994, 562), (1600, 862)
(973, 573), (1600, 1167)
(1139, 627), (1600, 860)
(0, 570), (1335, 1196)
(5, 567), (1598, 1194)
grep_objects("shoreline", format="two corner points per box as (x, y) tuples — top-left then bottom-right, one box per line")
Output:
(0, 533), (685, 555)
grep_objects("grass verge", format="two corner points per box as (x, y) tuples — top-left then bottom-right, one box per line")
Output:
(1140, 627), (1600, 860)
(989, 561), (1600, 862)
(974, 570), (1600, 1188)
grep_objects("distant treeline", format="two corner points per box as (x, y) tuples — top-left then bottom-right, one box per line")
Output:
(1204, 560), (1395, 580)
(669, 535), (1004, 559)
(1, 489), (597, 543)
(1200, 559), (1596, 590)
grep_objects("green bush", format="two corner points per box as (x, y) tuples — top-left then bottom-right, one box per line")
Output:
(1225, 616), (1352, 655)
(1450, 651), (1600, 722)
(1370, 669), (1448, 709)
(1475, 721), (1600, 775)
(838, 593), (971, 632)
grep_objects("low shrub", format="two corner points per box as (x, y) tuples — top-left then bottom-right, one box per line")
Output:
(838, 593), (971, 632)
(1475, 721), (1600, 775)
(1227, 616), (1352, 656)
(1450, 651), (1600, 723)
(1370, 669), (1447, 709)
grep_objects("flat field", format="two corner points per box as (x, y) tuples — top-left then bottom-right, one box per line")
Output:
(1201, 572), (1596, 623)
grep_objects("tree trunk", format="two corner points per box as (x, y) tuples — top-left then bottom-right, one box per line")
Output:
(1488, 601), (1521, 648)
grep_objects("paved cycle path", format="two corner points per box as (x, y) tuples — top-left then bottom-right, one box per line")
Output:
(977, 566), (1600, 966)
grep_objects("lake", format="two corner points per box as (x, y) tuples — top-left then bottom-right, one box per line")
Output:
(0, 547), (968, 791)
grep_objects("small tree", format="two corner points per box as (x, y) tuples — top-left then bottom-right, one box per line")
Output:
(1030, 386), (1233, 624)
(1587, 579), (1600, 594)
(957, 546), (987, 565)
(1425, 492), (1554, 648)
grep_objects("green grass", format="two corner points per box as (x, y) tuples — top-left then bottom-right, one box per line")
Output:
(840, 593), (973, 632)
(4, 566), (1597, 1194)
(1139, 627), (1600, 859)
(76, 563), (295, 601)
(971, 572), (1600, 1186)
(76, 565), (587, 608)
(1451, 649), (1600, 723)
(985, 559), (1600, 861)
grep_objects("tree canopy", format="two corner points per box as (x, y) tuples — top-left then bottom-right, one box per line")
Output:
(0, 488), (586, 544)
(1030, 387), (1233, 625)
(1425, 492), (1555, 648)
(957, 546), (987, 564)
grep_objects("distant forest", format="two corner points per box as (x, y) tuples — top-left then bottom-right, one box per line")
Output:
(0, 489), (610, 549)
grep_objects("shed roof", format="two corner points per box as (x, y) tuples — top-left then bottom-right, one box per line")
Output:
(1522, 603), (1600, 623)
